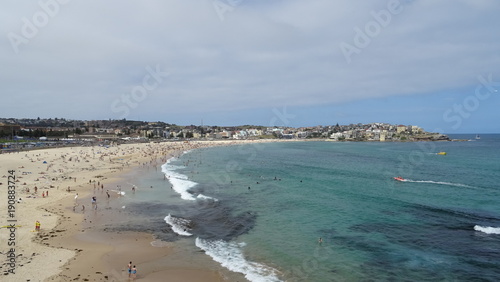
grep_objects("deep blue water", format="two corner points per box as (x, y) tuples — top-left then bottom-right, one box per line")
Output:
(122, 135), (500, 281)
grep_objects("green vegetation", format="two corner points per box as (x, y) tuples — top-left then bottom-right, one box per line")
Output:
(258, 135), (277, 139)
(0, 139), (31, 143)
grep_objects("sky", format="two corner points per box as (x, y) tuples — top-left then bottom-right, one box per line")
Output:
(1, 0), (499, 133)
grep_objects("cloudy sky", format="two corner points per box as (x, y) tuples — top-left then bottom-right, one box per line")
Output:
(2, 0), (499, 133)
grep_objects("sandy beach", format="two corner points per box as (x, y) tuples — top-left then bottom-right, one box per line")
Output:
(0, 140), (278, 281)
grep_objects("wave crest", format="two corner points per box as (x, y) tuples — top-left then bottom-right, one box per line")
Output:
(474, 225), (500, 234)
(164, 214), (193, 236)
(195, 238), (282, 282)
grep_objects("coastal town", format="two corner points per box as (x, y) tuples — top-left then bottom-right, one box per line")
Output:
(0, 117), (450, 149)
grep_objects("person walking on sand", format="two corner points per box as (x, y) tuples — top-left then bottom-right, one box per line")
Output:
(35, 220), (40, 231)
(91, 196), (97, 209)
(131, 265), (137, 279)
(127, 261), (132, 277)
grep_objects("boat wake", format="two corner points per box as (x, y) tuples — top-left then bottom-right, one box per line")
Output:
(474, 225), (500, 235)
(403, 179), (473, 188)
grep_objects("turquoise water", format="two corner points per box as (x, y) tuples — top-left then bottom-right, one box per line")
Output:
(125, 135), (500, 281)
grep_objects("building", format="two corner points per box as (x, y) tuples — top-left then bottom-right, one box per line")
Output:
(0, 123), (21, 134)
(396, 125), (406, 134)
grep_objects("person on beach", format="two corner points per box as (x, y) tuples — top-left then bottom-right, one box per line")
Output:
(91, 196), (97, 210)
(35, 220), (40, 231)
(131, 265), (137, 279)
(127, 261), (132, 277)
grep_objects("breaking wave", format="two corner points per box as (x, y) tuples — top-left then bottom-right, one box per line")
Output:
(474, 225), (500, 234)
(195, 238), (282, 282)
(164, 214), (193, 236)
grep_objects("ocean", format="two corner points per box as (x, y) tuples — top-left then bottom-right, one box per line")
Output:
(119, 134), (500, 281)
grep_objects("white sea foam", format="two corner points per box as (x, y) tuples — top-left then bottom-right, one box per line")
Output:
(162, 160), (196, 201)
(195, 238), (282, 282)
(150, 240), (171, 247)
(197, 194), (219, 201)
(164, 214), (192, 236)
(169, 177), (197, 200)
(474, 225), (500, 234)
(110, 189), (126, 196)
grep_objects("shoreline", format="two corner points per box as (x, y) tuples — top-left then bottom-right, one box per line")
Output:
(0, 140), (285, 281)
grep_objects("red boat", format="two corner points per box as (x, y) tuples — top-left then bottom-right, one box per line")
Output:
(393, 176), (406, 182)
